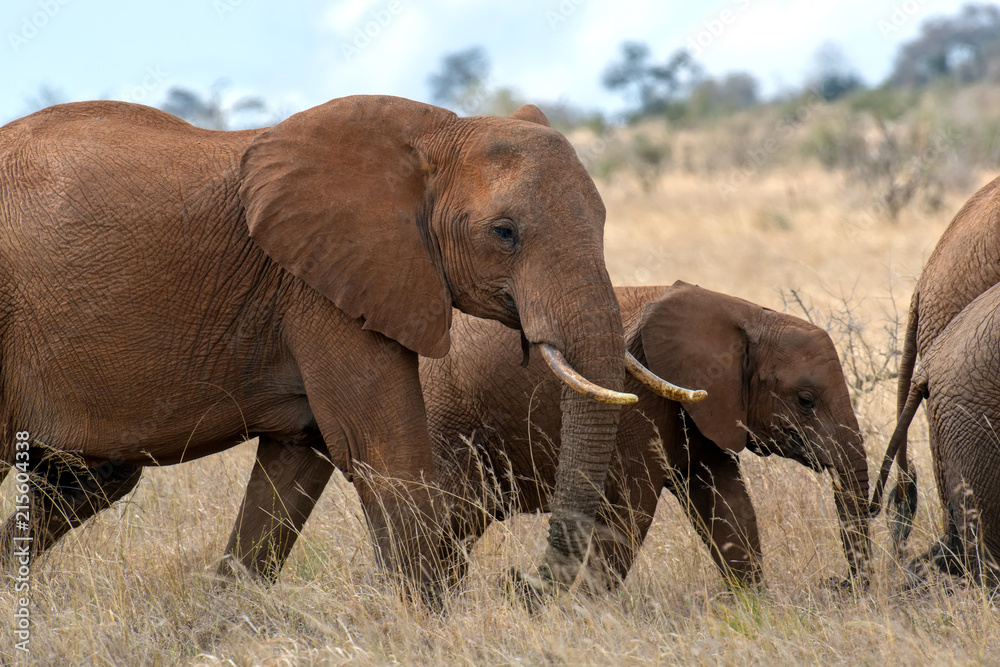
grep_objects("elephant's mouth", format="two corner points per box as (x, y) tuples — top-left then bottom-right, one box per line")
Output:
(780, 428), (826, 472)
(501, 290), (520, 322)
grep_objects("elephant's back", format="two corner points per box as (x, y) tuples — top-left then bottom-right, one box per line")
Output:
(1, 101), (259, 193)
(1, 100), (253, 139)
(613, 285), (669, 327)
(915, 174), (1000, 353)
(0, 101), (294, 460)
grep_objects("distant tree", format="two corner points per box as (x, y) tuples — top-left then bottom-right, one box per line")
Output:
(426, 45), (597, 126)
(160, 80), (269, 130)
(602, 42), (704, 118)
(809, 43), (864, 101)
(427, 46), (491, 111)
(889, 3), (1000, 86)
(688, 71), (759, 116)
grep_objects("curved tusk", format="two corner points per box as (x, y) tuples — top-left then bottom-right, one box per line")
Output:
(539, 344), (638, 405)
(625, 352), (708, 403)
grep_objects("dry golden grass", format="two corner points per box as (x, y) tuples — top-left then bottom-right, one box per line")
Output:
(3, 166), (999, 665)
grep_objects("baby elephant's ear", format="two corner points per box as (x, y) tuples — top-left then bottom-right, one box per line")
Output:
(639, 281), (751, 453)
(239, 96), (455, 358)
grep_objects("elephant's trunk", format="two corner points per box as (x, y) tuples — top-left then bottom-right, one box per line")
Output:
(520, 281), (627, 595)
(830, 426), (871, 583)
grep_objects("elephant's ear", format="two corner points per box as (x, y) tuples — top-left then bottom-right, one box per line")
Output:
(639, 281), (751, 453)
(239, 96), (455, 358)
(508, 104), (550, 127)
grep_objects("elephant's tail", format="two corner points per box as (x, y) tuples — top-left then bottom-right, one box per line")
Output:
(896, 290), (920, 419)
(870, 378), (926, 518)
(890, 291), (920, 481)
(869, 377), (927, 562)
(867, 290), (923, 549)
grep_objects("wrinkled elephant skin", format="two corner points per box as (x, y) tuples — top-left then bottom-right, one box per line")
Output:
(0, 97), (632, 605)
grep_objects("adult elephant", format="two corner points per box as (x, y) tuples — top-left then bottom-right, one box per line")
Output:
(0, 97), (687, 605)
(422, 282), (871, 593)
(872, 176), (1000, 544)
(882, 282), (1000, 582)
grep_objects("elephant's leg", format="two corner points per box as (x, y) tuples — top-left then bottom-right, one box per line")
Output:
(584, 455), (660, 591)
(287, 316), (448, 606)
(432, 436), (496, 590)
(218, 437), (334, 583)
(907, 479), (983, 583)
(938, 476), (1000, 584)
(906, 518), (966, 586)
(354, 469), (445, 606)
(681, 448), (762, 588)
(1, 448), (142, 568)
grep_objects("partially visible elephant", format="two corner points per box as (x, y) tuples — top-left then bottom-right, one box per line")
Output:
(880, 176), (1000, 518)
(421, 282), (871, 591)
(0, 97), (684, 605)
(882, 281), (1000, 583)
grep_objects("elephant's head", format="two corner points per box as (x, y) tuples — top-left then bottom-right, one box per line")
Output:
(237, 95), (668, 594)
(638, 281), (871, 583)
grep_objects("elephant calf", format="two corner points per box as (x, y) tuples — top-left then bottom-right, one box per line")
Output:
(422, 281), (871, 590)
(878, 280), (1000, 584)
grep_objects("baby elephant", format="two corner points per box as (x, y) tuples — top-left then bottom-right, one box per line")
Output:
(877, 281), (1000, 584)
(422, 281), (870, 590)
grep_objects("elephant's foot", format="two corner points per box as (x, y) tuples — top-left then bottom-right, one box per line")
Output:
(822, 559), (872, 593)
(1, 454), (142, 575)
(212, 553), (266, 587)
(887, 470), (918, 556)
(506, 566), (556, 614)
(823, 570), (870, 594)
(898, 533), (1000, 592)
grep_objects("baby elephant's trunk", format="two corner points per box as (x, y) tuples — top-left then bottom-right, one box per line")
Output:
(830, 426), (872, 584)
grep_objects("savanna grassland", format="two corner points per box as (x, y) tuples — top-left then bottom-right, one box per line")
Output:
(2, 110), (1000, 665)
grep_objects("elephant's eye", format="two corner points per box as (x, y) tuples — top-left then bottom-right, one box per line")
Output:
(796, 392), (816, 412)
(491, 220), (519, 248)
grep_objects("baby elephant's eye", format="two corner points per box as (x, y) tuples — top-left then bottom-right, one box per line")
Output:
(797, 393), (816, 411)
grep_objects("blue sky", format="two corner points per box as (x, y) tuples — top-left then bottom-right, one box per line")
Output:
(0, 0), (977, 124)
